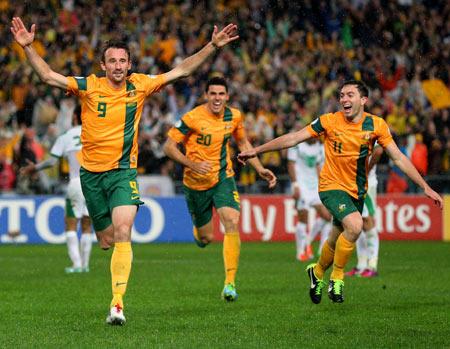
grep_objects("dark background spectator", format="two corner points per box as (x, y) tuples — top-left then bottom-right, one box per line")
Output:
(1, 0), (449, 194)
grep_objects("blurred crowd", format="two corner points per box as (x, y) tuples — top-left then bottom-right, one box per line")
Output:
(0, 0), (449, 194)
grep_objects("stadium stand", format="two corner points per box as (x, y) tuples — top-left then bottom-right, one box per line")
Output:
(1, 0), (449, 194)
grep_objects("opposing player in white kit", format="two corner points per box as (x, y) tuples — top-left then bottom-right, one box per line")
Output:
(346, 145), (383, 277)
(21, 105), (92, 273)
(287, 138), (332, 261)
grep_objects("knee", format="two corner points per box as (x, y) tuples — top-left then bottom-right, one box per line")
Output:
(222, 216), (240, 232)
(343, 217), (363, 242)
(114, 223), (132, 242)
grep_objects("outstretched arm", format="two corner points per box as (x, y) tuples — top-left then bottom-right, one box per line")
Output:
(236, 138), (277, 189)
(384, 142), (443, 208)
(11, 17), (68, 89)
(238, 127), (312, 163)
(162, 24), (238, 84)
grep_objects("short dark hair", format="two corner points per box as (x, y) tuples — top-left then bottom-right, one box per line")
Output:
(74, 104), (82, 125)
(339, 80), (369, 98)
(205, 76), (228, 93)
(101, 40), (131, 63)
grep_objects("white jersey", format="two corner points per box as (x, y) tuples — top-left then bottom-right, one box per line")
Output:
(50, 125), (82, 180)
(287, 141), (324, 191)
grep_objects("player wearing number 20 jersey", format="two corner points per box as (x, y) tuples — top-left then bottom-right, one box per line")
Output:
(167, 104), (246, 191)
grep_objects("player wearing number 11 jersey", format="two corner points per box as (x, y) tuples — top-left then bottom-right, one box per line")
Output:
(238, 80), (442, 304)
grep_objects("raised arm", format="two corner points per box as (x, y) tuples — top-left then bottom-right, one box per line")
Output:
(238, 127), (312, 163)
(161, 24), (238, 84)
(384, 142), (442, 208)
(11, 17), (68, 89)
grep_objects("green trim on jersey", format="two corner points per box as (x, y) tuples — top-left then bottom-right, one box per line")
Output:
(356, 144), (369, 198)
(311, 118), (324, 134)
(362, 115), (374, 131)
(119, 102), (137, 167)
(219, 133), (231, 182)
(119, 81), (137, 168)
(75, 77), (87, 91)
(224, 107), (232, 122)
(177, 120), (191, 135)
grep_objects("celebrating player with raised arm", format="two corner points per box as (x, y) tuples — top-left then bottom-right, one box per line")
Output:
(238, 80), (442, 304)
(11, 16), (238, 325)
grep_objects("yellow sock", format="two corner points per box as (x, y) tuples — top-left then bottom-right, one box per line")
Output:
(110, 242), (132, 309)
(223, 232), (240, 285)
(330, 234), (355, 280)
(314, 241), (335, 279)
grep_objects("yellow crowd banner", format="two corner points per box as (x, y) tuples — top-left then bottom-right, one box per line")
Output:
(422, 79), (450, 110)
(444, 195), (450, 242)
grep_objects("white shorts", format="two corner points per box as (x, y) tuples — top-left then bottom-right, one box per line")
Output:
(296, 186), (322, 210)
(362, 184), (377, 218)
(66, 177), (89, 219)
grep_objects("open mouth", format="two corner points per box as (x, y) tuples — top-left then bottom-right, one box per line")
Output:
(343, 105), (352, 112)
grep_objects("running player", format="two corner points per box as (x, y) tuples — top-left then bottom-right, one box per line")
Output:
(20, 105), (92, 274)
(11, 16), (238, 324)
(238, 80), (442, 304)
(163, 76), (276, 301)
(287, 138), (332, 261)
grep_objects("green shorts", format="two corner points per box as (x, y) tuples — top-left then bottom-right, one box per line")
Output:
(319, 190), (364, 227)
(80, 167), (143, 231)
(183, 177), (240, 228)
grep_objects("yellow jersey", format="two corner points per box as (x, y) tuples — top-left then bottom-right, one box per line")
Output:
(66, 73), (166, 172)
(167, 104), (246, 190)
(307, 111), (393, 199)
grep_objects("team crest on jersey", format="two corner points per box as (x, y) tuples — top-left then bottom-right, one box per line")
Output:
(131, 155), (136, 164)
(224, 123), (232, 130)
(338, 203), (346, 212)
(127, 90), (137, 97)
(363, 132), (372, 140)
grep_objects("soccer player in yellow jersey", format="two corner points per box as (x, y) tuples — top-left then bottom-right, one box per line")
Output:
(11, 16), (238, 324)
(164, 77), (277, 301)
(238, 80), (443, 304)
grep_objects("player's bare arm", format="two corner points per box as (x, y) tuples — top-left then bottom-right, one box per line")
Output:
(368, 145), (383, 173)
(162, 24), (238, 84)
(236, 138), (277, 188)
(384, 142), (443, 208)
(238, 127), (312, 163)
(11, 17), (68, 89)
(163, 137), (212, 175)
(287, 160), (300, 200)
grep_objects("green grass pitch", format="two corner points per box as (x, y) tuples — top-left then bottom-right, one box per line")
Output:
(1, 241), (449, 348)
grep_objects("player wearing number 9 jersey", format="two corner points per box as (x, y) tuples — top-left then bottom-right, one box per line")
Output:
(164, 77), (277, 301)
(66, 73), (166, 172)
(12, 14), (239, 324)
